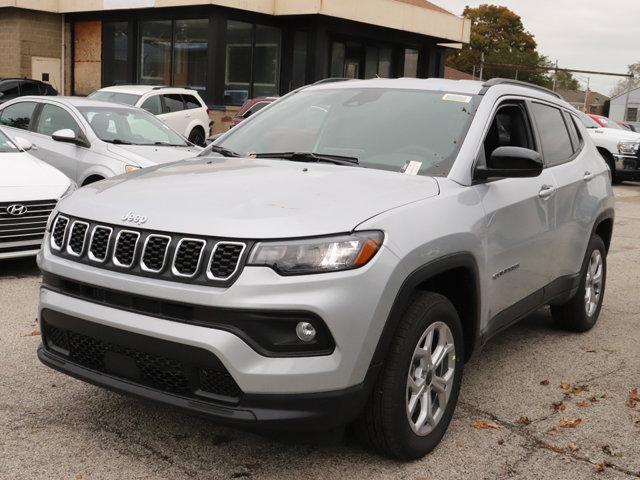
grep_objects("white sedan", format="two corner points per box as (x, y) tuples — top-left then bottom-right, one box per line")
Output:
(0, 128), (75, 260)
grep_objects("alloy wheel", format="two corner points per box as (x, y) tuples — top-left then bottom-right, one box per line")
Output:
(584, 249), (603, 317)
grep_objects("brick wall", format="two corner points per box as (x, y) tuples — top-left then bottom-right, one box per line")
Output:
(73, 21), (101, 96)
(0, 8), (62, 79)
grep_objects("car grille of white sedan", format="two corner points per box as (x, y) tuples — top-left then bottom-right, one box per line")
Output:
(49, 214), (249, 286)
(0, 199), (58, 254)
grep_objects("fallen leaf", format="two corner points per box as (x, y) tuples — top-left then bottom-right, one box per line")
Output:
(560, 381), (571, 392)
(585, 349), (597, 353)
(552, 401), (567, 412)
(595, 462), (606, 473)
(559, 418), (583, 428)
(516, 416), (531, 425)
(572, 384), (589, 395)
(627, 388), (640, 409)
(602, 445), (623, 457)
(540, 379), (550, 386)
(472, 419), (500, 430)
(23, 329), (40, 337)
(568, 443), (579, 452)
(589, 396), (599, 403)
(75, 475), (83, 480)
(576, 400), (590, 408)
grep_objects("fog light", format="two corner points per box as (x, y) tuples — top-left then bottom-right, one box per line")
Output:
(296, 322), (317, 342)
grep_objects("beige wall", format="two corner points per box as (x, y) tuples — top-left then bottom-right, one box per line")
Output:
(0, 8), (62, 79)
(73, 21), (101, 95)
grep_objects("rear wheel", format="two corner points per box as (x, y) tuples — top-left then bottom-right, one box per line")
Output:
(188, 127), (206, 147)
(551, 235), (607, 332)
(355, 292), (464, 460)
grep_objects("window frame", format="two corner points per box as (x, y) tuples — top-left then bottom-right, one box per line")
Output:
(0, 101), (39, 131)
(160, 93), (186, 114)
(33, 103), (83, 138)
(529, 100), (580, 168)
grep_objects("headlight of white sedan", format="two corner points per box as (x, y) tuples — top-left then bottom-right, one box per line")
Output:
(248, 231), (384, 275)
(617, 141), (640, 155)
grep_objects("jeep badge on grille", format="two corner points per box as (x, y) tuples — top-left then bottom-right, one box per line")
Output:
(121, 211), (148, 225)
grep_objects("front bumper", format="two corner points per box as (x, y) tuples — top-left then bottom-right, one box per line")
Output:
(613, 153), (640, 179)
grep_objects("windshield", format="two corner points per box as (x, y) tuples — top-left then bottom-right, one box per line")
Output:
(577, 112), (601, 129)
(0, 129), (18, 153)
(78, 106), (188, 146)
(88, 91), (141, 106)
(207, 88), (480, 176)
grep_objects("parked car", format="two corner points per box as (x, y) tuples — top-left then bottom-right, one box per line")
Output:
(230, 97), (278, 128)
(589, 113), (625, 130)
(89, 86), (211, 146)
(578, 112), (640, 183)
(0, 78), (57, 105)
(0, 96), (202, 186)
(617, 121), (640, 132)
(37, 78), (614, 460)
(0, 127), (74, 260)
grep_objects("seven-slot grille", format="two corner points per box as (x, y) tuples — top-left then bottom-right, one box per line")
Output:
(49, 214), (248, 286)
(0, 199), (57, 251)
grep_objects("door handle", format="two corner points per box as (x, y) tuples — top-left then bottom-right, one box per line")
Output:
(538, 184), (556, 199)
(583, 171), (596, 181)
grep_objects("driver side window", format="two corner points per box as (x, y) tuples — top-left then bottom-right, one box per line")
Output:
(483, 102), (535, 166)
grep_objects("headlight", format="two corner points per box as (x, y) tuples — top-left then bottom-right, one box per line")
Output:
(125, 164), (141, 173)
(247, 231), (384, 275)
(47, 182), (77, 232)
(617, 141), (640, 155)
(61, 181), (77, 199)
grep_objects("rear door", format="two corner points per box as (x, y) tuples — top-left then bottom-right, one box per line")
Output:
(532, 104), (602, 281)
(475, 99), (559, 325)
(159, 94), (187, 135)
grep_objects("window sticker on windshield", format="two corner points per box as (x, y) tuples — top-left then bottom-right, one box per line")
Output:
(442, 93), (472, 103)
(401, 160), (422, 175)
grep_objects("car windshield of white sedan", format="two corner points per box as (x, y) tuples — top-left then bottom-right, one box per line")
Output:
(88, 91), (141, 106)
(0, 130), (18, 153)
(215, 88), (480, 176)
(78, 107), (188, 146)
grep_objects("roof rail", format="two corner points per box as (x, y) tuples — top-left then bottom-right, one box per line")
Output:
(313, 78), (352, 85)
(480, 78), (562, 99)
(151, 85), (170, 90)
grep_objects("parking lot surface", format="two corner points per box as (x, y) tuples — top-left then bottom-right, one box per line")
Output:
(1, 185), (640, 480)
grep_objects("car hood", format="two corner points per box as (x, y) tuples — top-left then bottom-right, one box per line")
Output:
(58, 157), (440, 238)
(0, 151), (70, 201)
(106, 144), (202, 167)
(589, 127), (640, 142)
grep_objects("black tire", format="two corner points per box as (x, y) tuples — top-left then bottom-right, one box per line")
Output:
(354, 292), (464, 460)
(551, 235), (607, 332)
(188, 127), (206, 147)
(82, 175), (104, 186)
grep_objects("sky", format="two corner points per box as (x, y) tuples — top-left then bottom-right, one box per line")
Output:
(431, 0), (639, 96)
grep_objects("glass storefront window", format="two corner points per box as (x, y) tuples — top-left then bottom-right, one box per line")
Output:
(378, 47), (392, 78)
(173, 19), (208, 94)
(224, 21), (281, 105)
(138, 20), (172, 86)
(292, 31), (308, 89)
(404, 48), (419, 78)
(330, 42), (345, 78)
(103, 22), (130, 86)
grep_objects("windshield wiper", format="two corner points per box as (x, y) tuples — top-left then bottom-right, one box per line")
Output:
(204, 145), (242, 157)
(252, 152), (359, 166)
(153, 141), (188, 147)
(106, 139), (132, 145)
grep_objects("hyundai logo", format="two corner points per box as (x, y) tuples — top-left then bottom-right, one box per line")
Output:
(6, 204), (28, 216)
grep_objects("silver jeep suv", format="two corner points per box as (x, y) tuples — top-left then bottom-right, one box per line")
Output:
(37, 78), (614, 459)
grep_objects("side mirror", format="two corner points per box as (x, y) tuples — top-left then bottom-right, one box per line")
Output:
(0, 92), (4, 99)
(52, 128), (84, 146)
(475, 146), (543, 180)
(13, 136), (32, 151)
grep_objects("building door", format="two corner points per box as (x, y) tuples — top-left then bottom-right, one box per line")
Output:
(32, 57), (61, 92)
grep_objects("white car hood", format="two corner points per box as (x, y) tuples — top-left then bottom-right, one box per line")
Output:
(106, 144), (202, 167)
(589, 127), (640, 142)
(58, 157), (440, 238)
(0, 151), (70, 202)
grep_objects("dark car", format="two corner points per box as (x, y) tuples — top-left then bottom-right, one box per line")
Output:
(230, 97), (278, 128)
(0, 78), (57, 104)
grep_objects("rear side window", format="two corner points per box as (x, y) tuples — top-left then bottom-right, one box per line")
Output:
(564, 112), (583, 152)
(0, 81), (21, 101)
(530, 103), (574, 166)
(44, 84), (58, 95)
(35, 104), (80, 136)
(140, 95), (162, 115)
(20, 82), (40, 96)
(162, 94), (184, 113)
(183, 95), (202, 110)
(0, 101), (37, 130)
(246, 101), (269, 117)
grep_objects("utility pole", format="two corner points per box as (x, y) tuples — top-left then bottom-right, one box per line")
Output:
(583, 77), (590, 113)
(479, 52), (484, 81)
(552, 60), (558, 91)
(623, 75), (633, 121)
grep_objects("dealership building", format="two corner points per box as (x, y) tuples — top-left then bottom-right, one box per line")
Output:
(0, 0), (470, 131)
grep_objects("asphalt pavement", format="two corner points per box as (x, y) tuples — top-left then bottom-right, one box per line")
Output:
(1, 185), (639, 480)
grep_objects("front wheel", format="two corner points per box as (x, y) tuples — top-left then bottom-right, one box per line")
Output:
(188, 127), (206, 147)
(355, 292), (464, 460)
(551, 235), (607, 332)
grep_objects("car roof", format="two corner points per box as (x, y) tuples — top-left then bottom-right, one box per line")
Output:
(96, 85), (199, 95)
(304, 77), (570, 108)
(0, 78), (43, 83)
(9, 95), (142, 110)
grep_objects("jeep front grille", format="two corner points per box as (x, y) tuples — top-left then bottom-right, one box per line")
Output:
(48, 214), (250, 286)
(0, 199), (57, 251)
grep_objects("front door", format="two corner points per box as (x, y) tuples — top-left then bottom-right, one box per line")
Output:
(475, 100), (558, 324)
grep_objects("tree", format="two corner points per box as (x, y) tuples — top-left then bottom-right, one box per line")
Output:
(553, 70), (579, 90)
(610, 62), (640, 97)
(447, 4), (551, 87)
